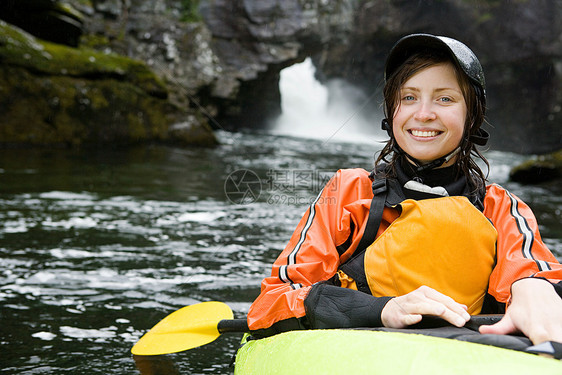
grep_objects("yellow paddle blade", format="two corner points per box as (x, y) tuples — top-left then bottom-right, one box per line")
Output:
(131, 301), (234, 355)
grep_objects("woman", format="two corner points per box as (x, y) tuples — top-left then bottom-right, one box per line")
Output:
(247, 34), (562, 345)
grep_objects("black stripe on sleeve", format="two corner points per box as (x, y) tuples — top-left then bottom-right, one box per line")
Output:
(505, 189), (550, 271)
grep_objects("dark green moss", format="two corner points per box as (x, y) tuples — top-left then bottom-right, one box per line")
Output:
(0, 20), (167, 98)
(79, 33), (112, 50)
(180, 0), (201, 22)
(0, 66), (176, 146)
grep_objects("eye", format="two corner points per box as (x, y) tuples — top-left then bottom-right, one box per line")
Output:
(402, 95), (415, 101)
(439, 96), (453, 103)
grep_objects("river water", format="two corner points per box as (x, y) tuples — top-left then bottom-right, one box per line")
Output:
(1, 129), (561, 374)
(2, 58), (562, 374)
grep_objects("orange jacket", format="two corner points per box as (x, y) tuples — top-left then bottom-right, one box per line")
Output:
(247, 168), (562, 331)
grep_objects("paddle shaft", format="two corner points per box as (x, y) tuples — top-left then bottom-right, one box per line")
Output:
(465, 314), (504, 331)
(218, 318), (249, 334)
(411, 314), (503, 331)
(215, 315), (502, 334)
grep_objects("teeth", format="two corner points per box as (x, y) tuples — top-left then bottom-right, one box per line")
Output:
(411, 130), (439, 137)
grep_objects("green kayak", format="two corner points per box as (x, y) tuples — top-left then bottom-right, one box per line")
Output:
(129, 302), (560, 373)
(234, 329), (561, 375)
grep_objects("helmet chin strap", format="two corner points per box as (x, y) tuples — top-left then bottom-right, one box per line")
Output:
(403, 146), (461, 173)
(382, 118), (461, 173)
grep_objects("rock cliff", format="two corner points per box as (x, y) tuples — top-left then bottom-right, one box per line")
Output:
(1, 0), (560, 154)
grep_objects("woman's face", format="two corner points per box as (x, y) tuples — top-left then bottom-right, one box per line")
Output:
(392, 62), (467, 166)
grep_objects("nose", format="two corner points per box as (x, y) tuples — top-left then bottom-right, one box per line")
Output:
(413, 101), (436, 122)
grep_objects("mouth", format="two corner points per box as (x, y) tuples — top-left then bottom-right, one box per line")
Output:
(409, 129), (442, 138)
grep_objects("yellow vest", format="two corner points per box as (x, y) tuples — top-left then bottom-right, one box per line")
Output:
(341, 196), (497, 314)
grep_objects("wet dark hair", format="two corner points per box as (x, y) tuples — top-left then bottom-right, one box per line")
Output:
(376, 50), (489, 191)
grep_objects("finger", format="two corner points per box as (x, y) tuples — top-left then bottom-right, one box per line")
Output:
(390, 293), (467, 327)
(518, 321), (562, 345)
(383, 287), (470, 328)
(415, 287), (471, 326)
(479, 316), (517, 336)
(401, 313), (423, 327)
(407, 298), (469, 327)
(527, 328), (552, 346)
(419, 287), (470, 316)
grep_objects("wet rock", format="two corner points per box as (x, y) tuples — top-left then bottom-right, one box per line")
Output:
(1, 0), (84, 47)
(0, 21), (217, 147)
(80, 0), (357, 130)
(80, 1), (223, 119)
(167, 118), (217, 148)
(197, 0), (357, 129)
(510, 149), (562, 184)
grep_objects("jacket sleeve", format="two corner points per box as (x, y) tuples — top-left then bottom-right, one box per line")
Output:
(484, 184), (562, 303)
(247, 168), (390, 335)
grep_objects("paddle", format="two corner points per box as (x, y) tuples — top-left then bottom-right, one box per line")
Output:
(131, 301), (503, 356)
(131, 301), (248, 356)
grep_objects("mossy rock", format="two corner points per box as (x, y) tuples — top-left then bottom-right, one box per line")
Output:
(0, 21), (217, 147)
(509, 149), (562, 184)
(0, 66), (174, 146)
(0, 20), (167, 97)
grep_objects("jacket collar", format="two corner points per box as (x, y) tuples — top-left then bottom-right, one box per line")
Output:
(372, 159), (485, 211)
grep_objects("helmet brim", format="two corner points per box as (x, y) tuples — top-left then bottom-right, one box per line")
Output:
(384, 33), (485, 91)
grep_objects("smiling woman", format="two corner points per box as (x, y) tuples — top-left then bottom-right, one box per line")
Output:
(246, 33), (562, 351)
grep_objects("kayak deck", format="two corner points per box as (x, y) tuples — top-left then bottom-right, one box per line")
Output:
(234, 329), (561, 375)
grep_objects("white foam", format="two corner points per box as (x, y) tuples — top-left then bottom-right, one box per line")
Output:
(42, 216), (97, 229)
(60, 326), (117, 340)
(50, 249), (96, 259)
(32, 332), (57, 341)
(3, 219), (29, 233)
(177, 211), (226, 223)
(39, 191), (96, 200)
(26, 271), (57, 284)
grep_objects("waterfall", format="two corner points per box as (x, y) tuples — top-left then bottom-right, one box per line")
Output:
(269, 58), (385, 144)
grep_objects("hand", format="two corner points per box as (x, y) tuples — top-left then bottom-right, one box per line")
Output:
(381, 285), (470, 329)
(479, 278), (562, 345)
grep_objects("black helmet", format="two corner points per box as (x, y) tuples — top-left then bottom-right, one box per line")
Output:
(385, 34), (485, 99)
(383, 33), (488, 147)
